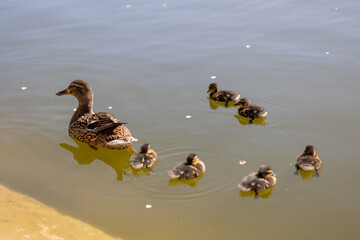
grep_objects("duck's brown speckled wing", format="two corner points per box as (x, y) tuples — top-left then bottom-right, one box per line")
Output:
(239, 173), (270, 192)
(86, 112), (128, 132)
(295, 155), (321, 171)
(213, 91), (238, 102)
(239, 106), (266, 119)
(69, 113), (133, 145)
(168, 164), (200, 179)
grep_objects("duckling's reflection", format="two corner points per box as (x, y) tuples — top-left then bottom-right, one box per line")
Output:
(207, 97), (238, 110)
(294, 169), (319, 181)
(60, 139), (136, 181)
(239, 186), (275, 199)
(168, 174), (204, 188)
(234, 114), (267, 126)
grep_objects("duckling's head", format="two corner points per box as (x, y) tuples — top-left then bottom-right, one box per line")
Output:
(186, 153), (199, 165)
(207, 83), (218, 93)
(139, 143), (151, 154)
(234, 98), (251, 108)
(304, 145), (316, 156)
(56, 80), (93, 102)
(257, 165), (274, 178)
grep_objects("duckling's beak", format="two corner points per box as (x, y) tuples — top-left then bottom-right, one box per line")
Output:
(234, 102), (240, 106)
(207, 89), (210, 93)
(56, 88), (69, 96)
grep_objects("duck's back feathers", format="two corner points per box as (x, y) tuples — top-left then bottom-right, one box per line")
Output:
(238, 106), (267, 119)
(168, 163), (201, 179)
(238, 173), (271, 192)
(130, 151), (157, 169)
(69, 113), (137, 149)
(295, 155), (322, 171)
(210, 91), (240, 103)
(86, 112), (127, 133)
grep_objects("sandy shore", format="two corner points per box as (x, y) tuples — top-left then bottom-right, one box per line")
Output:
(0, 185), (121, 240)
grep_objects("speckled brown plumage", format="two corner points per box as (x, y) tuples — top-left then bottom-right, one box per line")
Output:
(168, 153), (205, 179)
(235, 98), (267, 120)
(238, 165), (276, 193)
(56, 80), (137, 149)
(207, 83), (240, 106)
(295, 145), (322, 171)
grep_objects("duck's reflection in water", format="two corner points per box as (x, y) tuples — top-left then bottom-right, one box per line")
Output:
(207, 97), (238, 110)
(234, 114), (267, 126)
(168, 174), (204, 188)
(239, 186), (275, 199)
(60, 139), (136, 181)
(294, 169), (319, 181)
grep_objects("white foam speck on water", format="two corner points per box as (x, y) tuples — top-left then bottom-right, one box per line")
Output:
(210, 76), (216, 79)
(246, 45), (251, 48)
(145, 204), (152, 209)
(325, 51), (330, 55)
(186, 115), (192, 119)
(162, 4), (167, 7)
(125, 4), (131, 8)
(334, 7), (339, 11)
(20, 86), (28, 90)
(239, 160), (247, 165)
(73, 109), (76, 112)
(108, 106), (113, 109)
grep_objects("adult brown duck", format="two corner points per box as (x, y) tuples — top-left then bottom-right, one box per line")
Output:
(56, 80), (137, 149)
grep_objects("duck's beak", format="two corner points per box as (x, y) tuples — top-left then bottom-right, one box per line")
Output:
(56, 88), (69, 96)
(207, 89), (210, 93)
(234, 102), (240, 106)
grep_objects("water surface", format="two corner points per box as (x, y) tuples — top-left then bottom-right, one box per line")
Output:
(1, 0), (359, 239)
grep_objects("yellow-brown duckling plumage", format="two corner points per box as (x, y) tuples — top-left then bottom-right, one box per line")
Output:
(207, 83), (241, 107)
(235, 98), (267, 120)
(56, 80), (137, 149)
(130, 143), (157, 171)
(168, 153), (205, 179)
(295, 145), (322, 172)
(238, 165), (276, 193)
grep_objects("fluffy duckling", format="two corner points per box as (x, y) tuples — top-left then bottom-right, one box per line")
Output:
(168, 153), (205, 179)
(238, 165), (276, 194)
(234, 98), (267, 120)
(56, 80), (137, 149)
(295, 145), (322, 172)
(130, 143), (157, 172)
(207, 83), (240, 107)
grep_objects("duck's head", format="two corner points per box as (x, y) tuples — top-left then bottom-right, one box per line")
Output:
(139, 143), (151, 154)
(186, 153), (199, 165)
(257, 165), (274, 178)
(56, 80), (93, 102)
(304, 145), (316, 156)
(234, 98), (251, 108)
(207, 83), (218, 93)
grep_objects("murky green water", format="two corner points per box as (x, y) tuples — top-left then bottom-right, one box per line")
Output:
(1, 0), (359, 239)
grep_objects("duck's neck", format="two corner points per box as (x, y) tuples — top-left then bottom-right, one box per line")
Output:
(70, 94), (94, 126)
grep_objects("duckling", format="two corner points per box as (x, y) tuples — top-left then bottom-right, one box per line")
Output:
(295, 145), (322, 172)
(56, 80), (137, 149)
(238, 165), (276, 194)
(207, 83), (240, 107)
(130, 143), (157, 172)
(234, 98), (267, 121)
(168, 153), (205, 179)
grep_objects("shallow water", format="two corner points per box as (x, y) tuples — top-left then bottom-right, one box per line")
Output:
(1, 0), (359, 239)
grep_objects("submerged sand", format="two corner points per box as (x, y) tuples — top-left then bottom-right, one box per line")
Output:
(0, 185), (121, 240)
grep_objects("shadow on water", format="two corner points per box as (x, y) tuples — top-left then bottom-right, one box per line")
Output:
(294, 169), (320, 181)
(233, 115), (267, 126)
(60, 139), (136, 181)
(168, 173), (204, 188)
(239, 185), (275, 199)
(207, 97), (239, 110)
